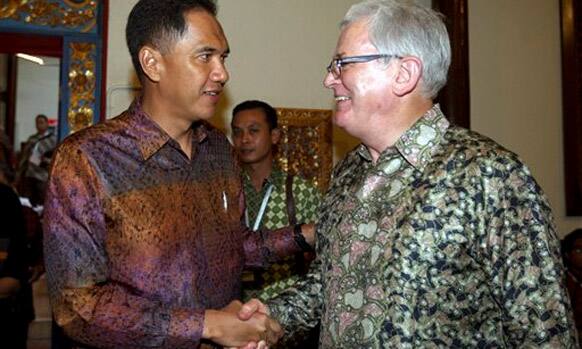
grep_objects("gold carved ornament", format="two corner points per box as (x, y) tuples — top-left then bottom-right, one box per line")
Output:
(67, 41), (96, 133)
(274, 108), (333, 193)
(0, 0), (97, 32)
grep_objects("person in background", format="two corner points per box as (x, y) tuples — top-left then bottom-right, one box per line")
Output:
(43, 0), (313, 348)
(231, 100), (321, 348)
(0, 127), (14, 182)
(0, 164), (35, 349)
(238, 0), (577, 347)
(562, 228), (582, 335)
(16, 113), (56, 206)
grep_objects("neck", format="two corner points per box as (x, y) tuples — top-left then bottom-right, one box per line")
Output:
(141, 90), (194, 158)
(364, 98), (433, 164)
(244, 158), (273, 191)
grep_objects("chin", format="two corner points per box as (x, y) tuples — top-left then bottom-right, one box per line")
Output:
(191, 106), (217, 121)
(333, 111), (350, 128)
(240, 160), (258, 166)
(195, 112), (214, 121)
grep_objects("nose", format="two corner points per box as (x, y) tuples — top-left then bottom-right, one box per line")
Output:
(211, 60), (229, 84)
(323, 70), (339, 89)
(240, 130), (252, 144)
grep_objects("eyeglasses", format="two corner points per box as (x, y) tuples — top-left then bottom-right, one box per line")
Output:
(326, 54), (401, 79)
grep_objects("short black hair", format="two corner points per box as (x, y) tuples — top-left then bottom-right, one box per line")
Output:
(126, 0), (217, 79)
(232, 100), (278, 130)
(36, 114), (48, 122)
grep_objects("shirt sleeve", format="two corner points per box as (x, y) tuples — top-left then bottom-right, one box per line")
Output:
(241, 193), (303, 268)
(294, 177), (322, 223)
(480, 161), (577, 347)
(265, 241), (324, 337)
(263, 178), (323, 337)
(43, 142), (204, 349)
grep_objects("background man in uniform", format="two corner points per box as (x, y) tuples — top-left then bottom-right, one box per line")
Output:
(232, 100), (321, 348)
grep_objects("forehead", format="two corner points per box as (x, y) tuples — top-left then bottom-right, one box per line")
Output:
(180, 9), (228, 51)
(232, 108), (269, 126)
(336, 18), (376, 55)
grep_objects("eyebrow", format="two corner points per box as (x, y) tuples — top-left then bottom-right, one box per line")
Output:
(233, 122), (261, 128)
(195, 46), (230, 55)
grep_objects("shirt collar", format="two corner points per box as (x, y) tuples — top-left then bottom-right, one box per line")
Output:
(242, 165), (285, 191)
(126, 97), (208, 161)
(269, 166), (286, 189)
(357, 104), (450, 171)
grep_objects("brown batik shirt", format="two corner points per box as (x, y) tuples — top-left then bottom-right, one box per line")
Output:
(43, 99), (301, 349)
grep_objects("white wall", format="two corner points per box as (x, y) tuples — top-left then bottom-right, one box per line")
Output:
(106, 0), (361, 159)
(106, 0), (430, 158)
(469, 0), (581, 236)
(106, 0), (141, 118)
(105, 0), (358, 116)
(14, 56), (59, 150)
(106, 0), (581, 236)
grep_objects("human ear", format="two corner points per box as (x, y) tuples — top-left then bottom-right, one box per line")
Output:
(393, 56), (422, 97)
(139, 46), (163, 82)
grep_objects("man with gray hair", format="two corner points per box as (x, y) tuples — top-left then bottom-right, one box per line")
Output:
(238, 0), (577, 347)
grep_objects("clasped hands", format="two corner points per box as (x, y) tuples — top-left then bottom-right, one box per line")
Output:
(204, 298), (281, 349)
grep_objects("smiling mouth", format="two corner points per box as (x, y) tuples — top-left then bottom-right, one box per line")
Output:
(335, 96), (351, 102)
(204, 91), (220, 96)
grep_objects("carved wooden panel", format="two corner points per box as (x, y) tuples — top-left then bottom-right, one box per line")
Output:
(0, 0), (107, 140)
(274, 108), (333, 192)
(0, 0), (98, 33)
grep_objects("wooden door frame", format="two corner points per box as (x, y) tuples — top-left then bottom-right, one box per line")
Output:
(433, 0), (471, 129)
(0, 0), (109, 141)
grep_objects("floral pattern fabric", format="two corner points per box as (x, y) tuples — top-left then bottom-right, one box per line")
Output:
(269, 105), (577, 348)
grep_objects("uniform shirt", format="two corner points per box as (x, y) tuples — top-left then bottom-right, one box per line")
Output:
(43, 99), (301, 349)
(269, 105), (577, 348)
(242, 168), (320, 297)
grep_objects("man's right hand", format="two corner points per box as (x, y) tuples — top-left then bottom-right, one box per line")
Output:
(228, 299), (275, 349)
(203, 300), (281, 347)
(237, 298), (270, 321)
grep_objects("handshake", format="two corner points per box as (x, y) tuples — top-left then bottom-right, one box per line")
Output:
(203, 298), (282, 349)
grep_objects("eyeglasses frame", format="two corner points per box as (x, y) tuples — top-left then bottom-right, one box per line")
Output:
(326, 54), (401, 79)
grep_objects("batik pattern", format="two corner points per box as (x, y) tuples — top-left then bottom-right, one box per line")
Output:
(43, 99), (301, 349)
(269, 105), (577, 348)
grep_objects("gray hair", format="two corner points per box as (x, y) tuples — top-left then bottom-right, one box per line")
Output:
(341, 0), (451, 98)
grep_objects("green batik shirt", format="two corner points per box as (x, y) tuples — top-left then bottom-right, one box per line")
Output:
(268, 105), (577, 348)
(242, 167), (321, 300)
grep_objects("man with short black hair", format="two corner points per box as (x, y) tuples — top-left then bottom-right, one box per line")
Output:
(43, 1), (312, 348)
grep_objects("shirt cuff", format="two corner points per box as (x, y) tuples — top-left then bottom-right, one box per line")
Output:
(166, 308), (205, 348)
(265, 225), (303, 260)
